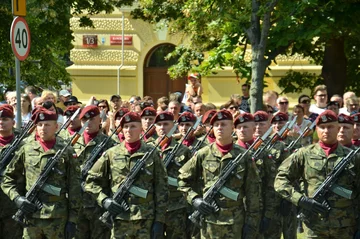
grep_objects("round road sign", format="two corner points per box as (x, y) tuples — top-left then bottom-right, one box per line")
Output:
(10, 16), (31, 61)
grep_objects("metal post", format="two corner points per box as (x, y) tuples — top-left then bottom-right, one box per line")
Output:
(15, 57), (22, 129)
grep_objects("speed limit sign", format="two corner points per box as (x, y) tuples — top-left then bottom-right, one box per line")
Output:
(10, 16), (31, 61)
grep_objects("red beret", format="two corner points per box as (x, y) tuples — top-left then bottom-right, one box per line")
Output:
(33, 109), (58, 124)
(351, 113), (360, 123)
(64, 106), (81, 117)
(114, 107), (130, 120)
(155, 112), (174, 123)
(202, 110), (217, 124)
(0, 104), (14, 118)
(338, 113), (354, 125)
(79, 105), (100, 120)
(120, 112), (141, 128)
(316, 110), (338, 126)
(254, 111), (269, 122)
(271, 112), (289, 123)
(140, 107), (156, 117)
(234, 113), (254, 127)
(177, 112), (196, 123)
(210, 110), (233, 125)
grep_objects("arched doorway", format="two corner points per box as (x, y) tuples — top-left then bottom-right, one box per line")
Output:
(143, 44), (187, 105)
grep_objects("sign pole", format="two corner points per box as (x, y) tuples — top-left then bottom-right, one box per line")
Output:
(15, 57), (22, 129)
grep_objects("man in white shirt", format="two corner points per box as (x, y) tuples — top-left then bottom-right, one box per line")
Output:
(309, 84), (328, 114)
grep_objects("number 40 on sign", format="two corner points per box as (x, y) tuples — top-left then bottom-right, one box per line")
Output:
(10, 16), (31, 61)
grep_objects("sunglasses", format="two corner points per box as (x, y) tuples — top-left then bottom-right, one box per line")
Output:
(316, 94), (327, 98)
(229, 106), (237, 110)
(279, 102), (289, 105)
(301, 100), (310, 104)
(98, 105), (107, 108)
(267, 111), (274, 114)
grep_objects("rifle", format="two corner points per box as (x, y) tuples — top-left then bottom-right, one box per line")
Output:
(191, 126), (213, 156)
(284, 120), (316, 152)
(251, 116), (297, 161)
(80, 124), (122, 190)
(140, 123), (155, 141)
(99, 134), (166, 228)
(298, 146), (360, 223)
(55, 108), (81, 137)
(0, 121), (35, 173)
(12, 121), (88, 227)
(188, 126), (273, 227)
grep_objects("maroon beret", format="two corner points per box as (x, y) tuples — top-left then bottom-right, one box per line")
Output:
(33, 109), (58, 124)
(202, 110), (217, 124)
(338, 113), (354, 125)
(154, 112), (174, 124)
(114, 107), (130, 120)
(351, 113), (360, 123)
(120, 112), (141, 128)
(79, 105), (100, 120)
(0, 104), (14, 118)
(210, 110), (233, 125)
(64, 105), (81, 117)
(271, 112), (289, 124)
(254, 111), (269, 122)
(177, 112), (196, 123)
(315, 110), (338, 126)
(234, 113), (254, 127)
(140, 107), (156, 118)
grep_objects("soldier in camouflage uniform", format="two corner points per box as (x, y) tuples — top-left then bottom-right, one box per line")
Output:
(140, 107), (158, 144)
(74, 105), (116, 239)
(178, 110), (261, 239)
(1, 108), (80, 239)
(197, 110), (217, 145)
(234, 113), (256, 149)
(0, 105), (23, 239)
(275, 110), (360, 239)
(177, 112), (202, 151)
(153, 111), (192, 239)
(337, 114), (357, 150)
(84, 112), (168, 239)
(351, 113), (360, 147)
(57, 105), (82, 141)
(110, 107), (129, 144)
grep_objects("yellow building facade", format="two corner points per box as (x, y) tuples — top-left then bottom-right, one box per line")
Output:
(67, 9), (321, 107)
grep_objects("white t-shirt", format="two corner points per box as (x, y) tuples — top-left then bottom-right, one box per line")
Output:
(309, 104), (326, 115)
(339, 107), (350, 115)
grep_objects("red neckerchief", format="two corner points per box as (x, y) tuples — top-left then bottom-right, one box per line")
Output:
(83, 131), (98, 145)
(36, 134), (56, 152)
(125, 140), (141, 154)
(216, 142), (233, 156)
(319, 141), (338, 156)
(161, 137), (172, 151)
(183, 136), (195, 147)
(352, 139), (360, 147)
(237, 139), (254, 149)
(118, 133), (125, 143)
(0, 134), (14, 147)
(207, 133), (216, 144)
(67, 127), (81, 136)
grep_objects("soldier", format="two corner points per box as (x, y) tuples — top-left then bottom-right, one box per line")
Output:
(58, 105), (82, 141)
(351, 113), (360, 147)
(0, 105), (23, 239)
(84, 112), (168, 238)
(110, 107), (129, 143)
(274, 110), (360, 238)
(197, 110), (217, 144)
(74, 105), (116, 239)
(140, 107), (158, 143)
(337, 114), (356, 149)
(1, 108), (80, 239)
(153, 111), (192, 238)
(177, 112), (202, 151)
(234, 113), (256, 149)
(178, 110), (261, 239)
(271, 112), (294, 147)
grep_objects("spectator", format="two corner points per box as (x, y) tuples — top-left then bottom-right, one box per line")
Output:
(239, 83), (251, 113)
(143, 95), (154, 106)
(309, 84), (327, 114)
(205, 103), (217, 111)
(351, 113), (360, 146)
(41, 90), (57, 103)
(33, 96), (44, 108)
(170, 92), (192, 113)
(339, 91), (356, 114)
(263, 90), (278, 112)
(110, 95), (122, 112)
(288, 105), (313, 146)
(133, 102), (142, 114)
(327, 101), (340, 115)
(167, 100), (181, 121)
(194, 103), (206, 118)
(330, 94), (343, 108)
(56, 89), (71, 110)
(345, 96), (360, 115)
(97, 99), (111, 134)
(42, 101), (64, 126)
(223, 99), (240, 118)
(276, 96), (291, 117)
(185, 73), (203, 100)
(157, 96), (169, 112)
(129, 95), (141, 111)
(298, 94), (318, 122)
(24, 86), (38, 101)
(266, 105), (275, 119)
(20, 94), (32, 127)
(64, 96), (82, 107)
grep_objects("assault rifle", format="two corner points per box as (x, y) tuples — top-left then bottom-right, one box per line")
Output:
(298, 146), (360, 222)
(55, 108), (81, 137)
(12, 121), (88, 227)
(284, 120), (316, 153)
(140, 123), (155, 141)
(0, 121), (35, 173)
(99, 134), (166, 228)
(191, 125), (213, 156)
(188, 125), (273, 227)
(80, 124), (122, 190)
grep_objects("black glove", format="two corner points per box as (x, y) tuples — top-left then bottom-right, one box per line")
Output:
(65, 222), (76, 239)
(151, 221), (164, 239)
(192, 197), (216, 216)
(102, 198), (123, 215)
(298, 196), (330, 214)
(280, 199), (293, 216)
(14, 196), (37, 214)
(259, 217), (271, 234)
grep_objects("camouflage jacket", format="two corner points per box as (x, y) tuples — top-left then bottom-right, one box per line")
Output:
(178, 143), (261, 236)
(274, 143), (360, 228)
(84, 141), (169, 223)
(1, 137), (81, 223)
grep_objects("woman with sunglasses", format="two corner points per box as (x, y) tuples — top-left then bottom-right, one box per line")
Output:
(97, 99), (111, 135)
(298, 94), (318, 122)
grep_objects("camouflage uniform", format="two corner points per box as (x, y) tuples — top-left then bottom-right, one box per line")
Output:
(57, 128), (72, 141)
(178, 143), (261, 239)
(84, 141), (168, 239)
(1, 137), (81, 239)
(274, 143), (360, 238)
(73, 133), (116, 239)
